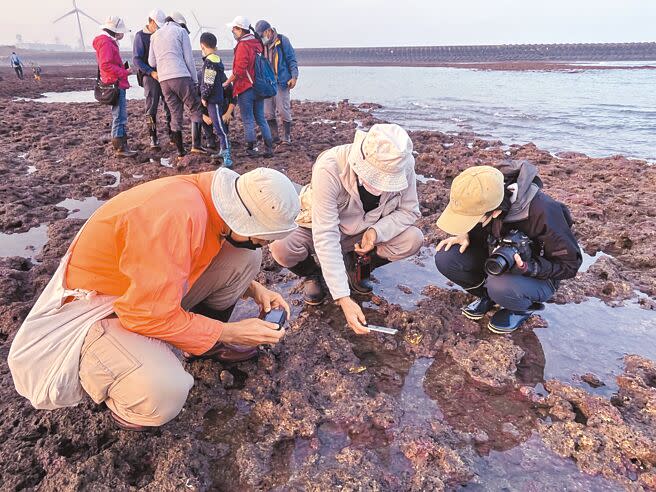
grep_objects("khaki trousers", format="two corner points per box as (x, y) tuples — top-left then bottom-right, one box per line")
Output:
(79, 243), (262, 427)
(270, 225), (424, 269)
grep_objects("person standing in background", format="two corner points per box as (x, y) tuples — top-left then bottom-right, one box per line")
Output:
(224, 16), (274, 158)
(255, 20), (298, 145)
(133, 9), (173, 150)
(10, 51), (24, 80)
(93, 16), (137, 158)
(149, 11), (206, 157)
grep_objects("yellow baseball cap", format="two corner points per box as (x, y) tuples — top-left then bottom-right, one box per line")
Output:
(436, 166), (505, 235)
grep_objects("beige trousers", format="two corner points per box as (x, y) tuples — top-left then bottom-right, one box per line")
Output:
(79, 243), (262, 427)
(270, 225), (424, 268)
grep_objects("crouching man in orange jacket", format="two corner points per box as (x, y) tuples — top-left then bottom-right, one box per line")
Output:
(64, 168), (299, 430)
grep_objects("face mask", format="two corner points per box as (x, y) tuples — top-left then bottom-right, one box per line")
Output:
(225, 232), (263, 250)
(232, 30), (240, 41)
(361, 179), (383, 197)
(261, 36), (270, 45)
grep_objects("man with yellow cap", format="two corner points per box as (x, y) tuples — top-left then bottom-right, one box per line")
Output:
(434, 162), (582, 334)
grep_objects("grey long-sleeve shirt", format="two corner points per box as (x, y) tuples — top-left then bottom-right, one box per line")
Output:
(148, 22), (197, 84)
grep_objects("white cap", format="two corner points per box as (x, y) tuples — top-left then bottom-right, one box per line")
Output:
(211, 168), (300, 241)
(226, 15), (251, 31)
(148, 9), (166, 28)
(168, 11), (189, 33)
(100, 16), (128, 34)
(348, 124), (414, 193)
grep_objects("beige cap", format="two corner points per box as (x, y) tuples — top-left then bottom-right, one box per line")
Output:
(100, 16), (128, 33)
(211, 168), (300, 241)
(348, 124), (414, 193)
(436, 166), (505, 235)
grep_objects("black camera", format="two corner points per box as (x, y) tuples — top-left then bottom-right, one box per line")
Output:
(262, 308), (287, 330)
(484, 230), (533, 276)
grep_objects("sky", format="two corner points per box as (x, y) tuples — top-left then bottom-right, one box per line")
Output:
(2, 0), (655, 51)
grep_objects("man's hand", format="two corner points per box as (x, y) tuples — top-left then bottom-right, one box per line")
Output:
(201, 99), (208, 107)
(222, 111), (233, 124)
(219, 318), (285, 346)
(436, 234), (470, 254)
(202, 114), (213, 126)
(151, 71), (159, 81)
(354, 228), (377, 255)
(287, 78), (297, 89)
(126, 67), (134, 76)
(338, 297), (369, 334)
(246, 281), (291, 318)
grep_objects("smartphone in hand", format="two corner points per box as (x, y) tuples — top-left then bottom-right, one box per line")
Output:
(262, 309), (287, 330)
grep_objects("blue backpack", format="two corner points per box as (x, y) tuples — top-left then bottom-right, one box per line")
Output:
(250, 53), (277, 98)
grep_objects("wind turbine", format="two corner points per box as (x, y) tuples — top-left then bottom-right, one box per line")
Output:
(191, 11), (216, 43)
(53, 0), (100, 51)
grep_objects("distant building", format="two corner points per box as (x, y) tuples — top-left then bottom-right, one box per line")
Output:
(15, 42), (73, 52)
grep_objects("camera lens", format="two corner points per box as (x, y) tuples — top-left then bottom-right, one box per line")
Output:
(485, 255), (509, 276)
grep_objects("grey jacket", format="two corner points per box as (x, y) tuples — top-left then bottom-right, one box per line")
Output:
(300, 144), (421, 299)
(148, 22), (197, 83)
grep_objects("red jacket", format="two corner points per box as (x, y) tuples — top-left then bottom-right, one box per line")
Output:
(232, 34), (262, 96)
(93, 33), (130, 90)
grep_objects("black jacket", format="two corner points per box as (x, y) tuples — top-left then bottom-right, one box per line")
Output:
(471, 161), (582, 282)
(200, 53), (225, 104)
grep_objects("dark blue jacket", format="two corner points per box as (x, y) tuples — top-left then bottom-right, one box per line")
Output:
(200, 53), (225, 104)
(267, 33), (298, 87)
(132, 29), (154, 75)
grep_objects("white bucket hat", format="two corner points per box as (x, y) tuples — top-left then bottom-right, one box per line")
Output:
(100, 16), (128, 34)
(226, 15), (251, 31)
(148, 9), (167, 28)
(168, 11), (190, 33)
(211, 168), (300, 241)
(348, 123), (414, 193)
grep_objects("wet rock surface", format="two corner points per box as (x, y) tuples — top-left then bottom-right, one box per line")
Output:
(0, 68), (655, 490)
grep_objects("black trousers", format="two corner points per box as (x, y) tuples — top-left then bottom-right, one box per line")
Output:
(14, 66), (23, 79)
(143, 75), (171, 122)
(434, 245), (556, 312)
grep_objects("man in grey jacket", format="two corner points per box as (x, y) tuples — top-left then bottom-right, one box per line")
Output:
(270, 124), (423, 334)
(148, 11), (205, 157)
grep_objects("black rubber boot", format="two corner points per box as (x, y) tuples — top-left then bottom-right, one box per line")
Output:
(344, 250), (390, 295)
(246, 141), (258, 157)
(112, 136), (137, 158)
(202, 121), (218, 150)
(171, 130), (186, 157)
(282, 121), (292, 144)
(488, 308), (533, 334)
(462, 295), (496, 320)
(263, 139), (274, 158)
(148, 115), (160, 150)
(268, 119), (281, 144)
(191, 122), (208, 154)
(288, 256), (326, 305)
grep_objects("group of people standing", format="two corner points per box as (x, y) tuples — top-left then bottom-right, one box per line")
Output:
(92, 10), (298, 166)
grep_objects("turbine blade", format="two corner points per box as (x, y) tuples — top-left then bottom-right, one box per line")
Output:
(192, 11), (200, 26)
(78, 9), (100, 24)
(53, 9), (76, 23)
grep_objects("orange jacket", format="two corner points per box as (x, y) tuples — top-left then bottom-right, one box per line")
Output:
(65, 172), (230, 355)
